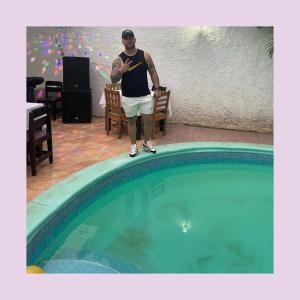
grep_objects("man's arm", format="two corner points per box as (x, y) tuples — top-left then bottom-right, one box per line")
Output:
(145, 52), (160, 90)
(110, 57), (133, 83)
(110, 57), (123, 84)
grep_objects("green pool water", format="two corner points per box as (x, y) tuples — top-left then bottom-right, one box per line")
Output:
(37, 162), (273, 273)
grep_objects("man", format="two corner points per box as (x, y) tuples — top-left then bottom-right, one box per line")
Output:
(110, 29), (161, 157)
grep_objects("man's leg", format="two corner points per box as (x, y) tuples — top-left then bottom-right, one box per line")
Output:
(121, 96), (139, 156)
(141, 113), (152, 142)
(127, 115), (137, 144)
(141, 113), (156, 153)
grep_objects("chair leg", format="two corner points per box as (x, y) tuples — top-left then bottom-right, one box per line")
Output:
(118, 120), (122, 139)
(36, 145), (43, 157)
(47, 138), (53, 163)
(29, 142), (37, 176)
(52, 103), (57, 121)
(106, 118), (110, 135)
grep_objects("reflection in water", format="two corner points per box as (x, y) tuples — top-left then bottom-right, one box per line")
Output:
(125, 176), (166, 224)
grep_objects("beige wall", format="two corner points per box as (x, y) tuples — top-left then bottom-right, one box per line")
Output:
(27, 26), (273, 132)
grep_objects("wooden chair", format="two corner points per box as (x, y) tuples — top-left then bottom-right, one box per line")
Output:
(105, 88), (127, 139)
(27, 106), (53, 176)
(37, 81), (63, 121)
(152, 85), (167, 131)
(106, 82), (121, 90)
(105, 83), (122, 130)
(151, 90), (171, 139)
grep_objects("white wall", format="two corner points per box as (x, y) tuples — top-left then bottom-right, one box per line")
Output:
(27, 26), (273, 132)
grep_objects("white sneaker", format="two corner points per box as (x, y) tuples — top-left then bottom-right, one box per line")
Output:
(142, 141), (156, 153)
(129, 144), (138, 157)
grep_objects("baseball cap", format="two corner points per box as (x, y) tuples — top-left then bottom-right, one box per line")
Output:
(122, 29), (134, 39)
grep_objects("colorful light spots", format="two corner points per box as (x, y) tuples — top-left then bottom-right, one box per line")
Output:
(99, 71), (110, 79)
(95, 63), (111, 79)
(28, 29), (113, 78)
(56, 59), (62, 66)
(37, 89), (44, 98)
(41, 41), (49, 48)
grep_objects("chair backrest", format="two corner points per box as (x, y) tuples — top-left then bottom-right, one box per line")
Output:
(104, 88), (122, 114)
(28, 106), (52, 137)
(106, 83), (121, 90)
(153, 90), (171, 114)
(45, 81), (63, 98)
(27, 77), (44, 102)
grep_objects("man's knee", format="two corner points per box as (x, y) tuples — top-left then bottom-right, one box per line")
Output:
(127, 116), (137, 124)
(142, 114), (152, 121)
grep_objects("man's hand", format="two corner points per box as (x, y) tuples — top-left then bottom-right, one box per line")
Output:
(111, 57), (133, 83)
(154, 89), (161, 98)
(119, 58), (133, 74)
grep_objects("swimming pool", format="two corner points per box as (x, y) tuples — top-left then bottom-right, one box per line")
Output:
(27, 142), (273, 273)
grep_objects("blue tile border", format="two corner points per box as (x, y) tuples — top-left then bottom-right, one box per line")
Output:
(27, 142), (273, 267)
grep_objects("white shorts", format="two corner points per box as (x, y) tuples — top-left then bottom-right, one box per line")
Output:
(121, 94), (153, 117)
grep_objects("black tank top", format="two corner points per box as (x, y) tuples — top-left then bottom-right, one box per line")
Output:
(119, 49), (150, 97)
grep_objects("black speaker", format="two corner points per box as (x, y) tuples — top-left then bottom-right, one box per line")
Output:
(63, 56), (90, 90)
(62, 56), (91, 123)
(62, 90), (92, 123)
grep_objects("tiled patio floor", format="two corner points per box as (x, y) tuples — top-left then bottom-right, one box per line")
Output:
(27, 116), (273, 202)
